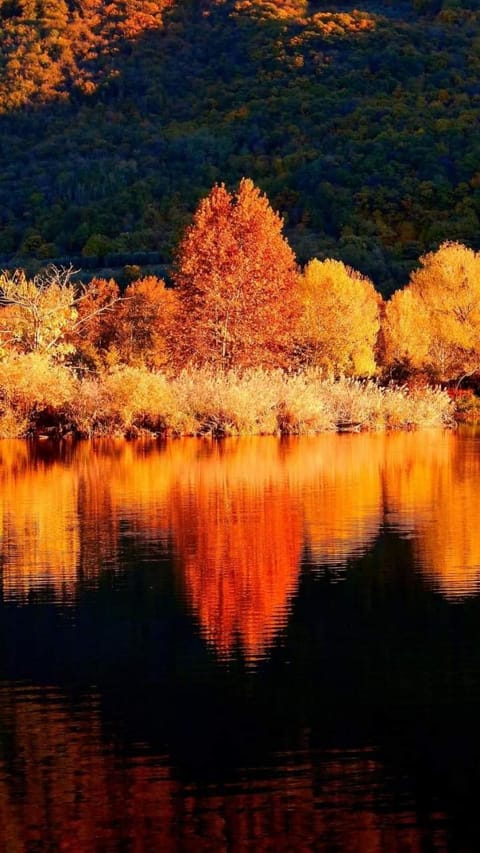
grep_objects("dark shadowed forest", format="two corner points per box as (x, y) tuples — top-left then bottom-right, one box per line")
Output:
(0, 0), (479, 293)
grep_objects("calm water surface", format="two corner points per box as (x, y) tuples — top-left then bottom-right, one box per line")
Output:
(1, 430), (480, 851)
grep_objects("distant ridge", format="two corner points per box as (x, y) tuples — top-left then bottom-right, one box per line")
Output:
(0, 0), (479, 292)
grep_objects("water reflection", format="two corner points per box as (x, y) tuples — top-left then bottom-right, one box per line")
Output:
(0, 683), (445, 853)
(384, 430), (480, 598)
(0, 441), (80, 598)
(1, 431), (480, 652)
(171, 440), (303, 662)
(299, 434), (384, 570)
(1, 433), (480, 850)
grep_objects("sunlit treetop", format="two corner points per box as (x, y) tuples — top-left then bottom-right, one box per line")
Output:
(382, 241), (480, 382)
(298, 257), (381, 377)
(173, 177), (300, 369)
(233, 0), (376, 33)
(0, 0), (174, 108)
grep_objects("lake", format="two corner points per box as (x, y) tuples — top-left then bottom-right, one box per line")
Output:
(1, 430), (480, 851)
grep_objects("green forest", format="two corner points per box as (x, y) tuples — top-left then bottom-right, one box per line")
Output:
(1, 0), (479, 294)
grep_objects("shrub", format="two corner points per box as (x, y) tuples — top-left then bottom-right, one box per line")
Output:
(0, 353), (77, 437)
(447, 388), (480, 423)
(0, 362), (455, 438)
(70, 366), (174, 436)
(276, 371), (335, 433)
(383, 384), (455, 429)
(169, 368), (281, 435)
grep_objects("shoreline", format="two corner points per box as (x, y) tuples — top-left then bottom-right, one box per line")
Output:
(0, 365), (456, 439)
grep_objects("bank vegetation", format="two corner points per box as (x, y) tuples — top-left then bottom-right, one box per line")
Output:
(0, 179), (477, 438)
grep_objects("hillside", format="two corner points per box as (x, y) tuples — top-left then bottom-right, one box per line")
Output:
(0, 0), (479, 292)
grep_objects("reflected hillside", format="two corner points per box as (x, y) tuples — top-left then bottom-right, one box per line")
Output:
(0, 683), (438, 852)
(1, 433), (480, 651)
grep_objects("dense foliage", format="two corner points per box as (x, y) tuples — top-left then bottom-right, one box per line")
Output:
(173, 178), (300, 368)
(0, 0), (479, 292)
(2, 178), (479, 436)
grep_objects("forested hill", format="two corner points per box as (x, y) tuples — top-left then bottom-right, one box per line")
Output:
(0, 0), (479, 293)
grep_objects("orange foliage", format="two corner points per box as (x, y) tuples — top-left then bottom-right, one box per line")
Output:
(234, 0), (309, 20)
(67, 277), (120, 368)
(170, 438), (303, 661)
(309, 10), (376, 35)
(114, 276), (178, 370)
(173, 178), (301, 370)
(71, 275), (177, 371)
(0, 0), (174, 109)
(233, 0), (375, 35)
(0, 684), (434, 852)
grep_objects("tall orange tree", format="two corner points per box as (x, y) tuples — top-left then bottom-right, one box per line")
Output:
(173, 178), (300, 369)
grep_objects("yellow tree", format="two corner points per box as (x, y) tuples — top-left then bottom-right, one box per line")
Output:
(0, 266), (78, 359)
(0, 267), (124, 366)
(382, 242), (480, 382)
(381, 287), (430, 378)
(173, 178), (300, 369)
(297, 258), (381, 377)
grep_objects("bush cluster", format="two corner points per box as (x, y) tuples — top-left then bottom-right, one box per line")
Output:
(0, 361), (454, 438)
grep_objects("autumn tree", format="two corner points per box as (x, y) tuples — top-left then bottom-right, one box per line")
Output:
(0, 266), (124, 366)
(382, 242), (480, 382)
(66, 277), (121, 370)
(113, 276), (178, 370)
(0, 266), (78, 359)
(296, 258), (381, 377)
(173, 178), (301, 370)
(381, 286), (430, 378)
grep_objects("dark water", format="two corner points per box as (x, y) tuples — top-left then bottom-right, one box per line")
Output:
(1, 430), (480, 851)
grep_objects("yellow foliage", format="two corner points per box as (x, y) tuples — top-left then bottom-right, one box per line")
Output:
(0, 266), (77, 358)
(383, 242), (480, 381)
(298, 258), (381, 377)
(0, 352), (77, 435)
(382, 286), (430, 371)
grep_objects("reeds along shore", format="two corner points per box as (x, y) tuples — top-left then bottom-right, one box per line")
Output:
(0, 359), (454, 438)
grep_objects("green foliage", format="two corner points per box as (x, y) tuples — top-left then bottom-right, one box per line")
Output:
(0, 1), (479, 292)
